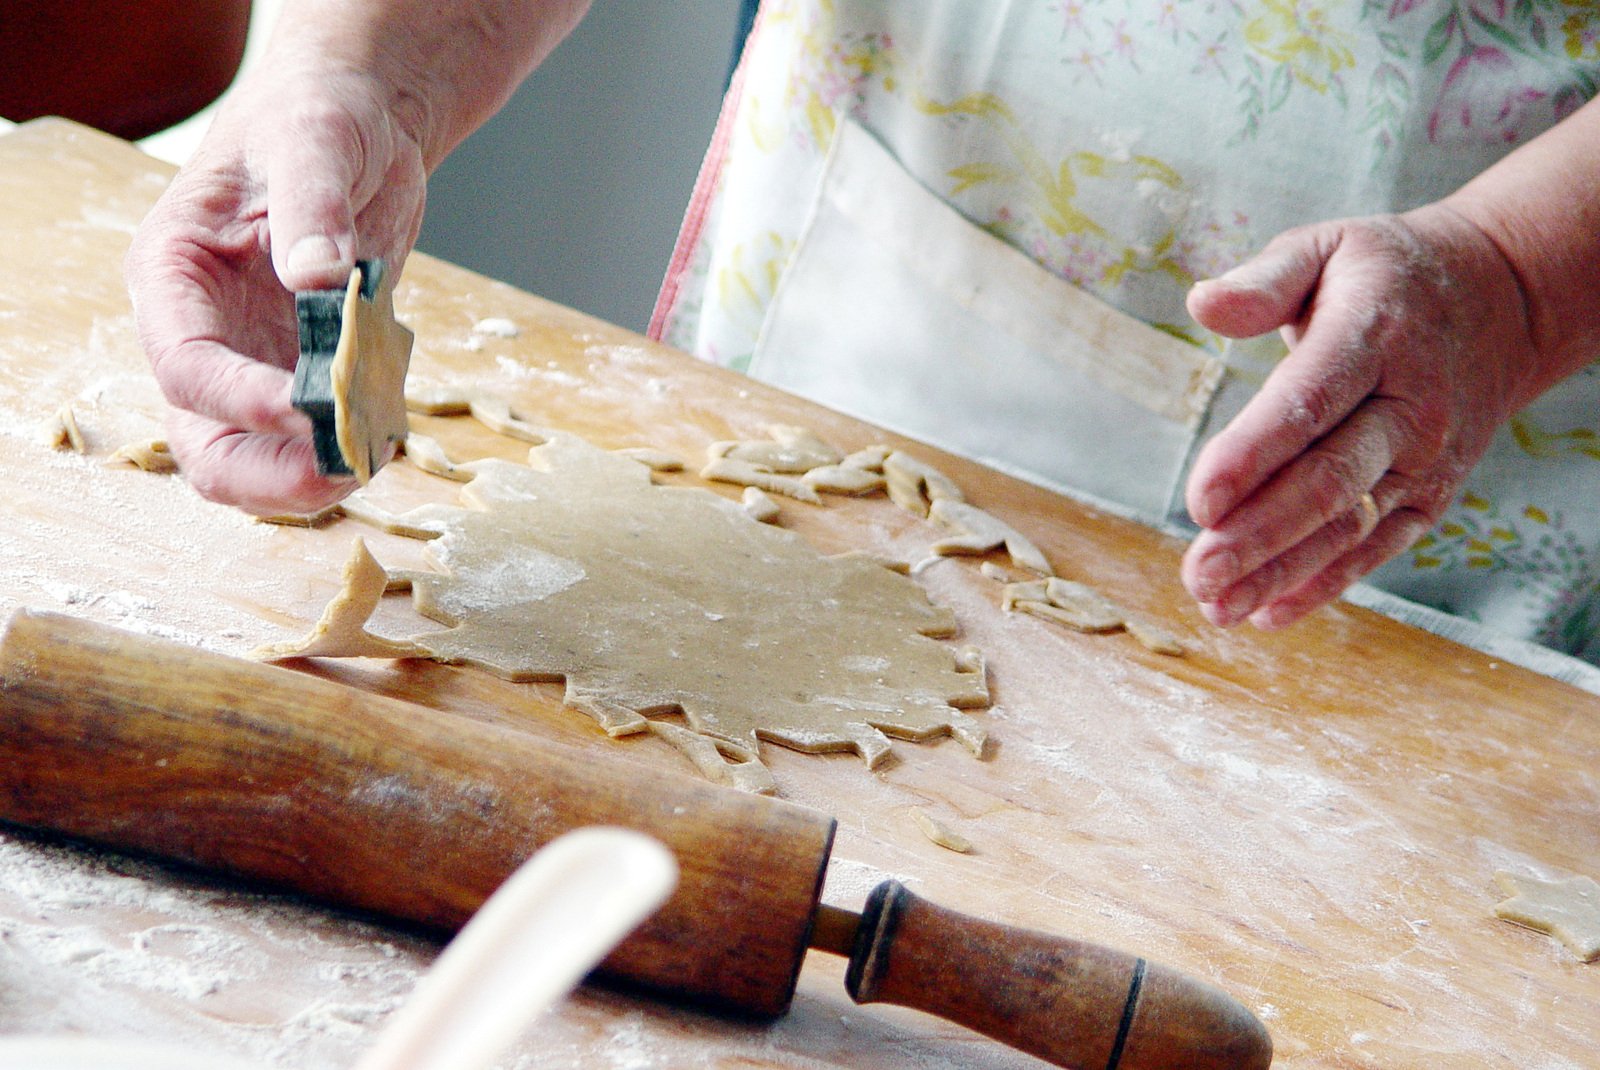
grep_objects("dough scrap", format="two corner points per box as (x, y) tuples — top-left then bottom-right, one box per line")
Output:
(883, 451), (964, 517)
(264, 432), (989, 787)
(1042, 578), (1124, 631)
(614, 447), (684, 472)
(252, 538), (429, 661)
(257, 504), (343, 528)
(330, 264), (415, 484)
(1002, 578), (1185, 654)
(107, 439), (177, 473)
(803, 464), (887, 496)
(741, 486), (781, 523)
(912, 809), (973, 854)
(1124, 616), (1186, 656)
(403, 384), (548, 442)
(402, 432), (474, 483)
(43, 404), (86, 453)
(841, 444), (893, 472)
(928, 498), (1053, 576)
(700, 455), (823, 505)
(716, 425), (843, 473)
(1494, 871), (1600, 961)
(471, 316), (520, 338)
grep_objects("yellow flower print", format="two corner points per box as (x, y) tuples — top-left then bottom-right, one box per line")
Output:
(1510, 415), (1600, 460)
(1563, 2), (1600, 61)
(1525, 505), (1551, 524)
(1242, 0), (1356, 93)
(713, 230), (795, 346)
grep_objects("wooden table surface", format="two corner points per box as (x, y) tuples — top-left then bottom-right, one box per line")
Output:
(1, 118), (1596, 1069)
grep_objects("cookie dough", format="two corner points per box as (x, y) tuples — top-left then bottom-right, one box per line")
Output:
(261, 432), (989, 789)
(43, 404), (85, 453)
(1494, 871), (1600, 961)
(107, 439), (177, 473)
(329, 263), (415, 484)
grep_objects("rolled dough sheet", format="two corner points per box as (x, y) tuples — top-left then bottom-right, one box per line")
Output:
(261, 431), (990, 785)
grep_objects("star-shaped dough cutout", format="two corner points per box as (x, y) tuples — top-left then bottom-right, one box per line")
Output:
(1493, 870), (1600, 961)
(331, 263), (415, 484)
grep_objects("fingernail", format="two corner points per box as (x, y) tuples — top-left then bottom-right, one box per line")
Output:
(286, 235), (343, 282)
(1249, 604), (1290, 630)
(1192, 479), (1235, 529)
(1190, 546), (1240, 603)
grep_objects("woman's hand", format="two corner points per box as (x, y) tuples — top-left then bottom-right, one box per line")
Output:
(123, 0), (590, 516)
(124, 64), (427, 515)
(1180, 206), (1536, 630)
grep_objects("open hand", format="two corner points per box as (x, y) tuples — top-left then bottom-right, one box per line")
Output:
(1180, 206), (1536, 630)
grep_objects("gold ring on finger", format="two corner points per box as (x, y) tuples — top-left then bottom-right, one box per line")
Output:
(1357, 491), (1380, 539)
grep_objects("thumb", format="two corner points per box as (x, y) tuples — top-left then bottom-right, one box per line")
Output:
(265, 112), (366, 291)
(1186, 224), (1334, 339)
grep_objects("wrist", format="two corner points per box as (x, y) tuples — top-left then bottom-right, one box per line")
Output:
(265, 0), (590, 169)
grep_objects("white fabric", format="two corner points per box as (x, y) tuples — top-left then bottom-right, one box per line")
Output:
(750, 119), (1224, 523)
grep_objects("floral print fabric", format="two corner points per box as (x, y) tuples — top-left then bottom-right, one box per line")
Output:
(654, 0), (1600, 663)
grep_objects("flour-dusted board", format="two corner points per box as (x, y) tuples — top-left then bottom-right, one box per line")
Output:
(0, 119), (1596, 1068)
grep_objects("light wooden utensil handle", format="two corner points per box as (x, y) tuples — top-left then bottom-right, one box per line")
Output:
(844, 881), (1272, 1070)
(0, 609), (832, 1017)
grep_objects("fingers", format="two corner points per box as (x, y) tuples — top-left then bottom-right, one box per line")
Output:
(1185, 229), (1385, 530)
(265, 101), (370, 291)
(166, 410), (356, 516)
(1242, 505), (1436, 631)
(1186, 224), (1332, 341)
(1182, 395), (1410, 605)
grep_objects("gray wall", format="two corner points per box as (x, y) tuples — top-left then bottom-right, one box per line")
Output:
(417, 0), (745, 335)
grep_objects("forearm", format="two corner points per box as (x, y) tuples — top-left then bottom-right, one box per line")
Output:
(1442, 95), (1600, 408)
(263, 0), (591, 169)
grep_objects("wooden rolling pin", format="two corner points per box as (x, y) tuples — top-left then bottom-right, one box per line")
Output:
(0, 610), (1271, 1069)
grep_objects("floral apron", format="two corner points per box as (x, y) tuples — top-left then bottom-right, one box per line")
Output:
(652, 0), (1600, 673)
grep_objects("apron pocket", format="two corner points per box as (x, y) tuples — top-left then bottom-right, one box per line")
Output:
(749, 118), (1225, 526)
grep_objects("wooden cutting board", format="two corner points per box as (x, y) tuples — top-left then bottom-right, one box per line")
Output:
(0, 117), (1596, 1069)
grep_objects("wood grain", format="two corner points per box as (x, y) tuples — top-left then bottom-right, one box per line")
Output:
(1, 118), (1597, 1068)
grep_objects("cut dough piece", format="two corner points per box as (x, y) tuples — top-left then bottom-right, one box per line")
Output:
(803, 464), (886, 496)
(1001, 580), (1048, 611)
(742, 486), (781, 523)
(257, 504), (342, 528)
(405, 383), (475, 416)
(269, 432), (989, 787)
(1044, 578), (1124, 632)
(717, 425), (843, 473)
(252, 538), (428, 661)
(883, 451), (964, 517)
(403, 432), (474, 482)
(979, 561), (1014, 584)
(330, 264), (415, 485)
(927, 498), (1053, 576)
(471, 316), (520, 338)
(649, 720), (775, 795)
(337, 495), (447, 541)
(614, 447), (684, 472)
(43, 404), (85, 453)
(1494, 871), (1600, 961)
(402, 384), (548, 443)
(912, 809), (973, 854)
(107, 439), (177, 473)
(841, 444), (893, 472)
(1125, 616), (1186, 656)
(701, 455), (822, 505)
(461, 397), (548, 443)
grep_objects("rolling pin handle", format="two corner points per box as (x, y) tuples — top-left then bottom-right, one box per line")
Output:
(844, 881), (1272, 1070)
